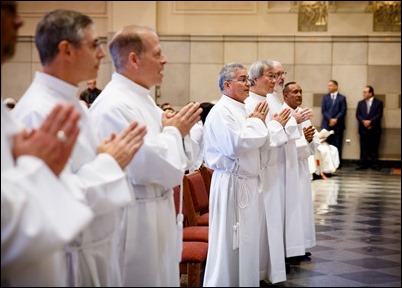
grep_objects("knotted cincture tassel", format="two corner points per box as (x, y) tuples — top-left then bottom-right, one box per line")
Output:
(176, 212), (184, 262)
(176, 180), (184, 262)
(233, 222), (239, 249)
(64, 244), (80, 286)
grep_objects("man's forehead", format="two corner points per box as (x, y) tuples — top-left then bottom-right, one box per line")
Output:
(81, 25), (97, 38)
(235, 69), (247, 76)
(264, 67), (275, 73)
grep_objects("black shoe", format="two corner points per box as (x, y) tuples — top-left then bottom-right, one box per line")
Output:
(356, 165), (368, 170)
(371, 165), (381, 171)
(285, 256), (301, 265)
(305, 251), (312, 257)
(260, 280), (270, 287)
(260, 280), (282, 287)
(312, 173), (322, 180)
(298, 255), (312, 262)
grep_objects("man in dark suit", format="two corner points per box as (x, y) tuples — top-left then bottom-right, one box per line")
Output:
(321, 80), (347, 167)
(355, 85), (383, 170)
(79, 79), (102, 108)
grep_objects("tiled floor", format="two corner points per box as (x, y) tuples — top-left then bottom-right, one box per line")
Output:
(283, 166), (401, 287)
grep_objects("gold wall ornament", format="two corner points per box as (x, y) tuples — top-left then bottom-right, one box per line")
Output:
(297, 1), (329, 32)
(373, 1), (401, 32)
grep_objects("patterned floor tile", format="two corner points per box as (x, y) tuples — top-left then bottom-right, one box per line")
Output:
(335, 270), (400, 284)
(345, 246), (400, 257)
(279, 167), (401, 287)
(340, 257), (400, 269)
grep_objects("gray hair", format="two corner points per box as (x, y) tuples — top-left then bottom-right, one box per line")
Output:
(218, 63), (246, 92)
(35, 9), (93, 65)
(272, 60), (282, 68)
(248, 59), (274, 87)
(109, 25), (155, 71)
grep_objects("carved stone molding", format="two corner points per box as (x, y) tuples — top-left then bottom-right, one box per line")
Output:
(172, 1), (257, 15)
(158, 34), (400, 43)
(18, 1), (107, 16)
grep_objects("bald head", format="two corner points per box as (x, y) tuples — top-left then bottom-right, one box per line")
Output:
(109, 25), (156, 71)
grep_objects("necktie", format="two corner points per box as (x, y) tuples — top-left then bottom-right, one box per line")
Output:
(330, 94), (336, 113)
(366, 100), (371, 114)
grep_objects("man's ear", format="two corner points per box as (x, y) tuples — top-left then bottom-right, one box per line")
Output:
(223, 80), (231, 91)
(58, 40), (72, 56)
(129, 51), (139, 69)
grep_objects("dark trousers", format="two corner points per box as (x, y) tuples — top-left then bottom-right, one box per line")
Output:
(359, 131), (381, 167)
(327, 127), (344, 165)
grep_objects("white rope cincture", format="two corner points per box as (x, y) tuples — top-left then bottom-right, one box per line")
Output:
(176, 178), (184, 262)
(232, 175), (251, 250)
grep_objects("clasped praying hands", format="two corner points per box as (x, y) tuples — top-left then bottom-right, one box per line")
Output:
(273, 107), (292, 127)
(293, 107), (313, 124)
(12, 104), (81, 176)
(97, 121), (147, 169)
(249, 101), (268, 122)
(162, 101), (202, 137)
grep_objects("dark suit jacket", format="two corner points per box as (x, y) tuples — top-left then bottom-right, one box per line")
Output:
(356, 97), (383, 135)
(321, 93), (347, 130)
(79, 88), (102, 105)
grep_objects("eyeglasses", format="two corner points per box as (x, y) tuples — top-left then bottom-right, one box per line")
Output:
(264, 73), (277, 80)
(276, 71), (287, 78)
(79, 38), (103, 51)
(88, 39), (102, 50)
(227, 77), (251, 84)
